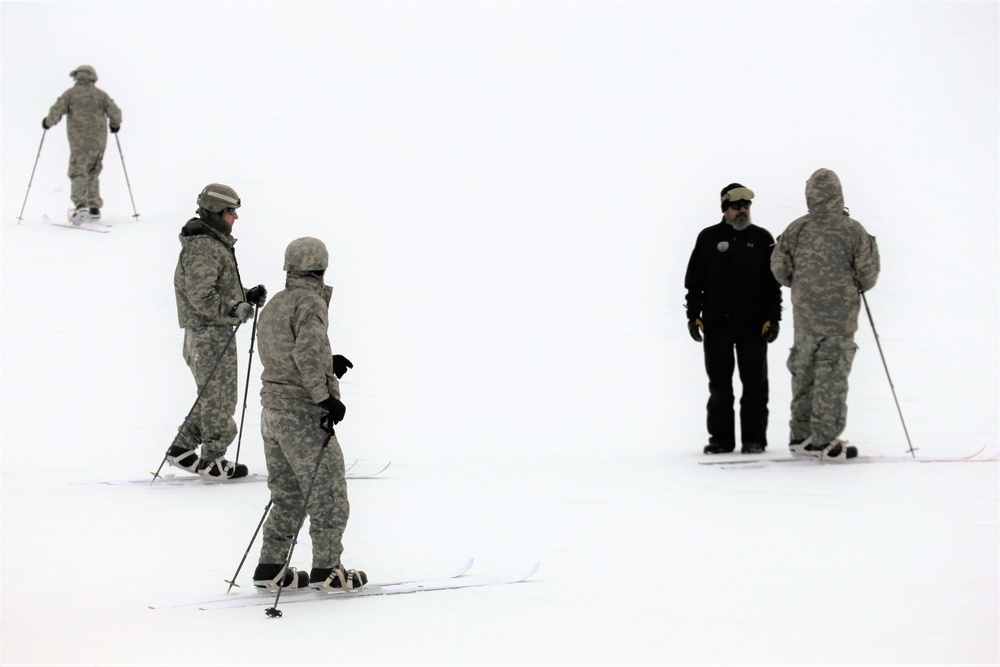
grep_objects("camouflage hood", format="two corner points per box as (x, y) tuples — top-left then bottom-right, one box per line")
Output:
(285, 271), (333, 306)
(805, 168), (846, 215)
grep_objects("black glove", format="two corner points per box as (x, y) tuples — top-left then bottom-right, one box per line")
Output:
(762, 320), (779, 343)
(42, 118), (50, 130)
(332, 354), (353, 379)
(318, 395), (346, 431)
(246, 284), (267, 307)
(109, 124), (120, 133)
(688, 318), (703, 343)
(229, 302), (254, 323)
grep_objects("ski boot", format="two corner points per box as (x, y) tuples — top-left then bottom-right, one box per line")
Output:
(253, 564), (309, 592)
(165, 444), (199, 473)
(69, 205), (90, 226)
(309, 564), (368, 592)
(196, 456), (249, 480)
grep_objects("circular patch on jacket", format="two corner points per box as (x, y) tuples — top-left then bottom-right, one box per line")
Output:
(716, 241), (730, 252)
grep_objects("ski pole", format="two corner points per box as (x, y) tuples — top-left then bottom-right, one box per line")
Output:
(861, 291), (916, 457)
(16, 130), (47, 224)
(150, 323), (242, 483)
(114, 133), (140, 220)
(225, 499), (272, 594)
(265, 422), (335, 619)
(233, 304), (260, 467)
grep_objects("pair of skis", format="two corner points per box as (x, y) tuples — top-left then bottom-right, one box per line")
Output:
(87, 461), (392, 486)
(699, 445), (995, 468)
(43, 211), (112, 233)
(149, 558), (539, 612)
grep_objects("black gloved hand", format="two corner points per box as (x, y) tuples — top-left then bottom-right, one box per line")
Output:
(318, 395), (346, 431)
(229, 302), (254, 323)
(762, 320), (779, 343)
(332, 354), (353, 379)
(109, 124), (120, 133)
(246, 284), (267, 307)
(688, 318), (704, 343)
(42, 118), (50, 130)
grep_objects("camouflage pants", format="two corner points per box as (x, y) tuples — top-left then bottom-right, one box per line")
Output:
(68, 148), (104, 209)
(786, 333), (858, 444)
(258, 408), (350, 570)
(175, 326), (238, 459)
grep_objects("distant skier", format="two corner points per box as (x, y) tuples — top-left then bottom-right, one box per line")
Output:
(167, 184), (267, 479)
(685, 183), (783, 454)
(42, 65), (122, 223)
(770, 168), (881, 460)
(252, 237), (367, 592)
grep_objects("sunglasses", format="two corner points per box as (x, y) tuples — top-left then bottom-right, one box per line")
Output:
(223, 207), (238, 215)
(726, 200), (752, 211)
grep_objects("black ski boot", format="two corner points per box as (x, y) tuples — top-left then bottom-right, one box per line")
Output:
(309, 564), (368, 591)
(165, 444), (199, 473)
(819, 439), (858, 461)
(253, 564), (309, 592)
(196, 456), (249, 480)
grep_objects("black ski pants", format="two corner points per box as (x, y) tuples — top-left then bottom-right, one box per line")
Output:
(702, 323), (769, 448)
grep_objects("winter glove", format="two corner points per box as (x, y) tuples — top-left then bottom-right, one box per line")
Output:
(109, 124), (120, 133)
(761, 320), (779, 343)
(229, 302), (254, 323)
(42, 118), (50, 130)
(332, 354), (353, 379)
(318, 395), (347, 431)
(688, 318), (704, 343)
(246, 284), (267, 307)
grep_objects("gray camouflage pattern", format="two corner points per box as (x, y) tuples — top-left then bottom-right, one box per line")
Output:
(771, 168), (880, 445)
(786, 334), (858, 443)
(45, 78), (122, 209)
(173, 218), (245, 329)
(257, 272), (340, 410)
(174, 326), (239, 460)
(258, 408), (350, 569)
(255, 268), (349, 569)
(770, 168), (880, 336)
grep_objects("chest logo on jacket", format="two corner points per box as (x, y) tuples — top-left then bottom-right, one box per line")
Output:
(717, 241), (730, 252)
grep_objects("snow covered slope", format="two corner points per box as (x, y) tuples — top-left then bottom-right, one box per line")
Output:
(1, 2), (997, 664)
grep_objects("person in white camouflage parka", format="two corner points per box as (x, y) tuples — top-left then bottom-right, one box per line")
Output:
(167, 184), (267, 480)
(771, 168), (881, 460)
(251, 237), (367, 593)
(43, 65), (122, 219)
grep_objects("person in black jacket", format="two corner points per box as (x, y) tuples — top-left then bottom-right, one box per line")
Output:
(684, 183), (782, 454)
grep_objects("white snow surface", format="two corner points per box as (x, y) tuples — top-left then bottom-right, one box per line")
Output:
(1, 2), (998, 665)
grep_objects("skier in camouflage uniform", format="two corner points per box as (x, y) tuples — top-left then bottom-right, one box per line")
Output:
(771, 168), (881, 460)
(43, 65), (123, 222)
(252, 237), (367, 592)
(167, 184), (267, 479)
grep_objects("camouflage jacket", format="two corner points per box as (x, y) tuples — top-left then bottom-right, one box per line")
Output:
(45, 81), (122, 153)
(173, 215), (246, 329)
(771, 169), (880, 336)
(257, 272), (340, 414)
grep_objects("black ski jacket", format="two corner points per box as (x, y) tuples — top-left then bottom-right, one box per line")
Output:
(684, 220), (782, 331)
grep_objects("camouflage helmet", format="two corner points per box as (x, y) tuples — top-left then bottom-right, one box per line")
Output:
(70, 65), (98, 82)
(197, 183), (241, 213)
(284, 237), (329, 272)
